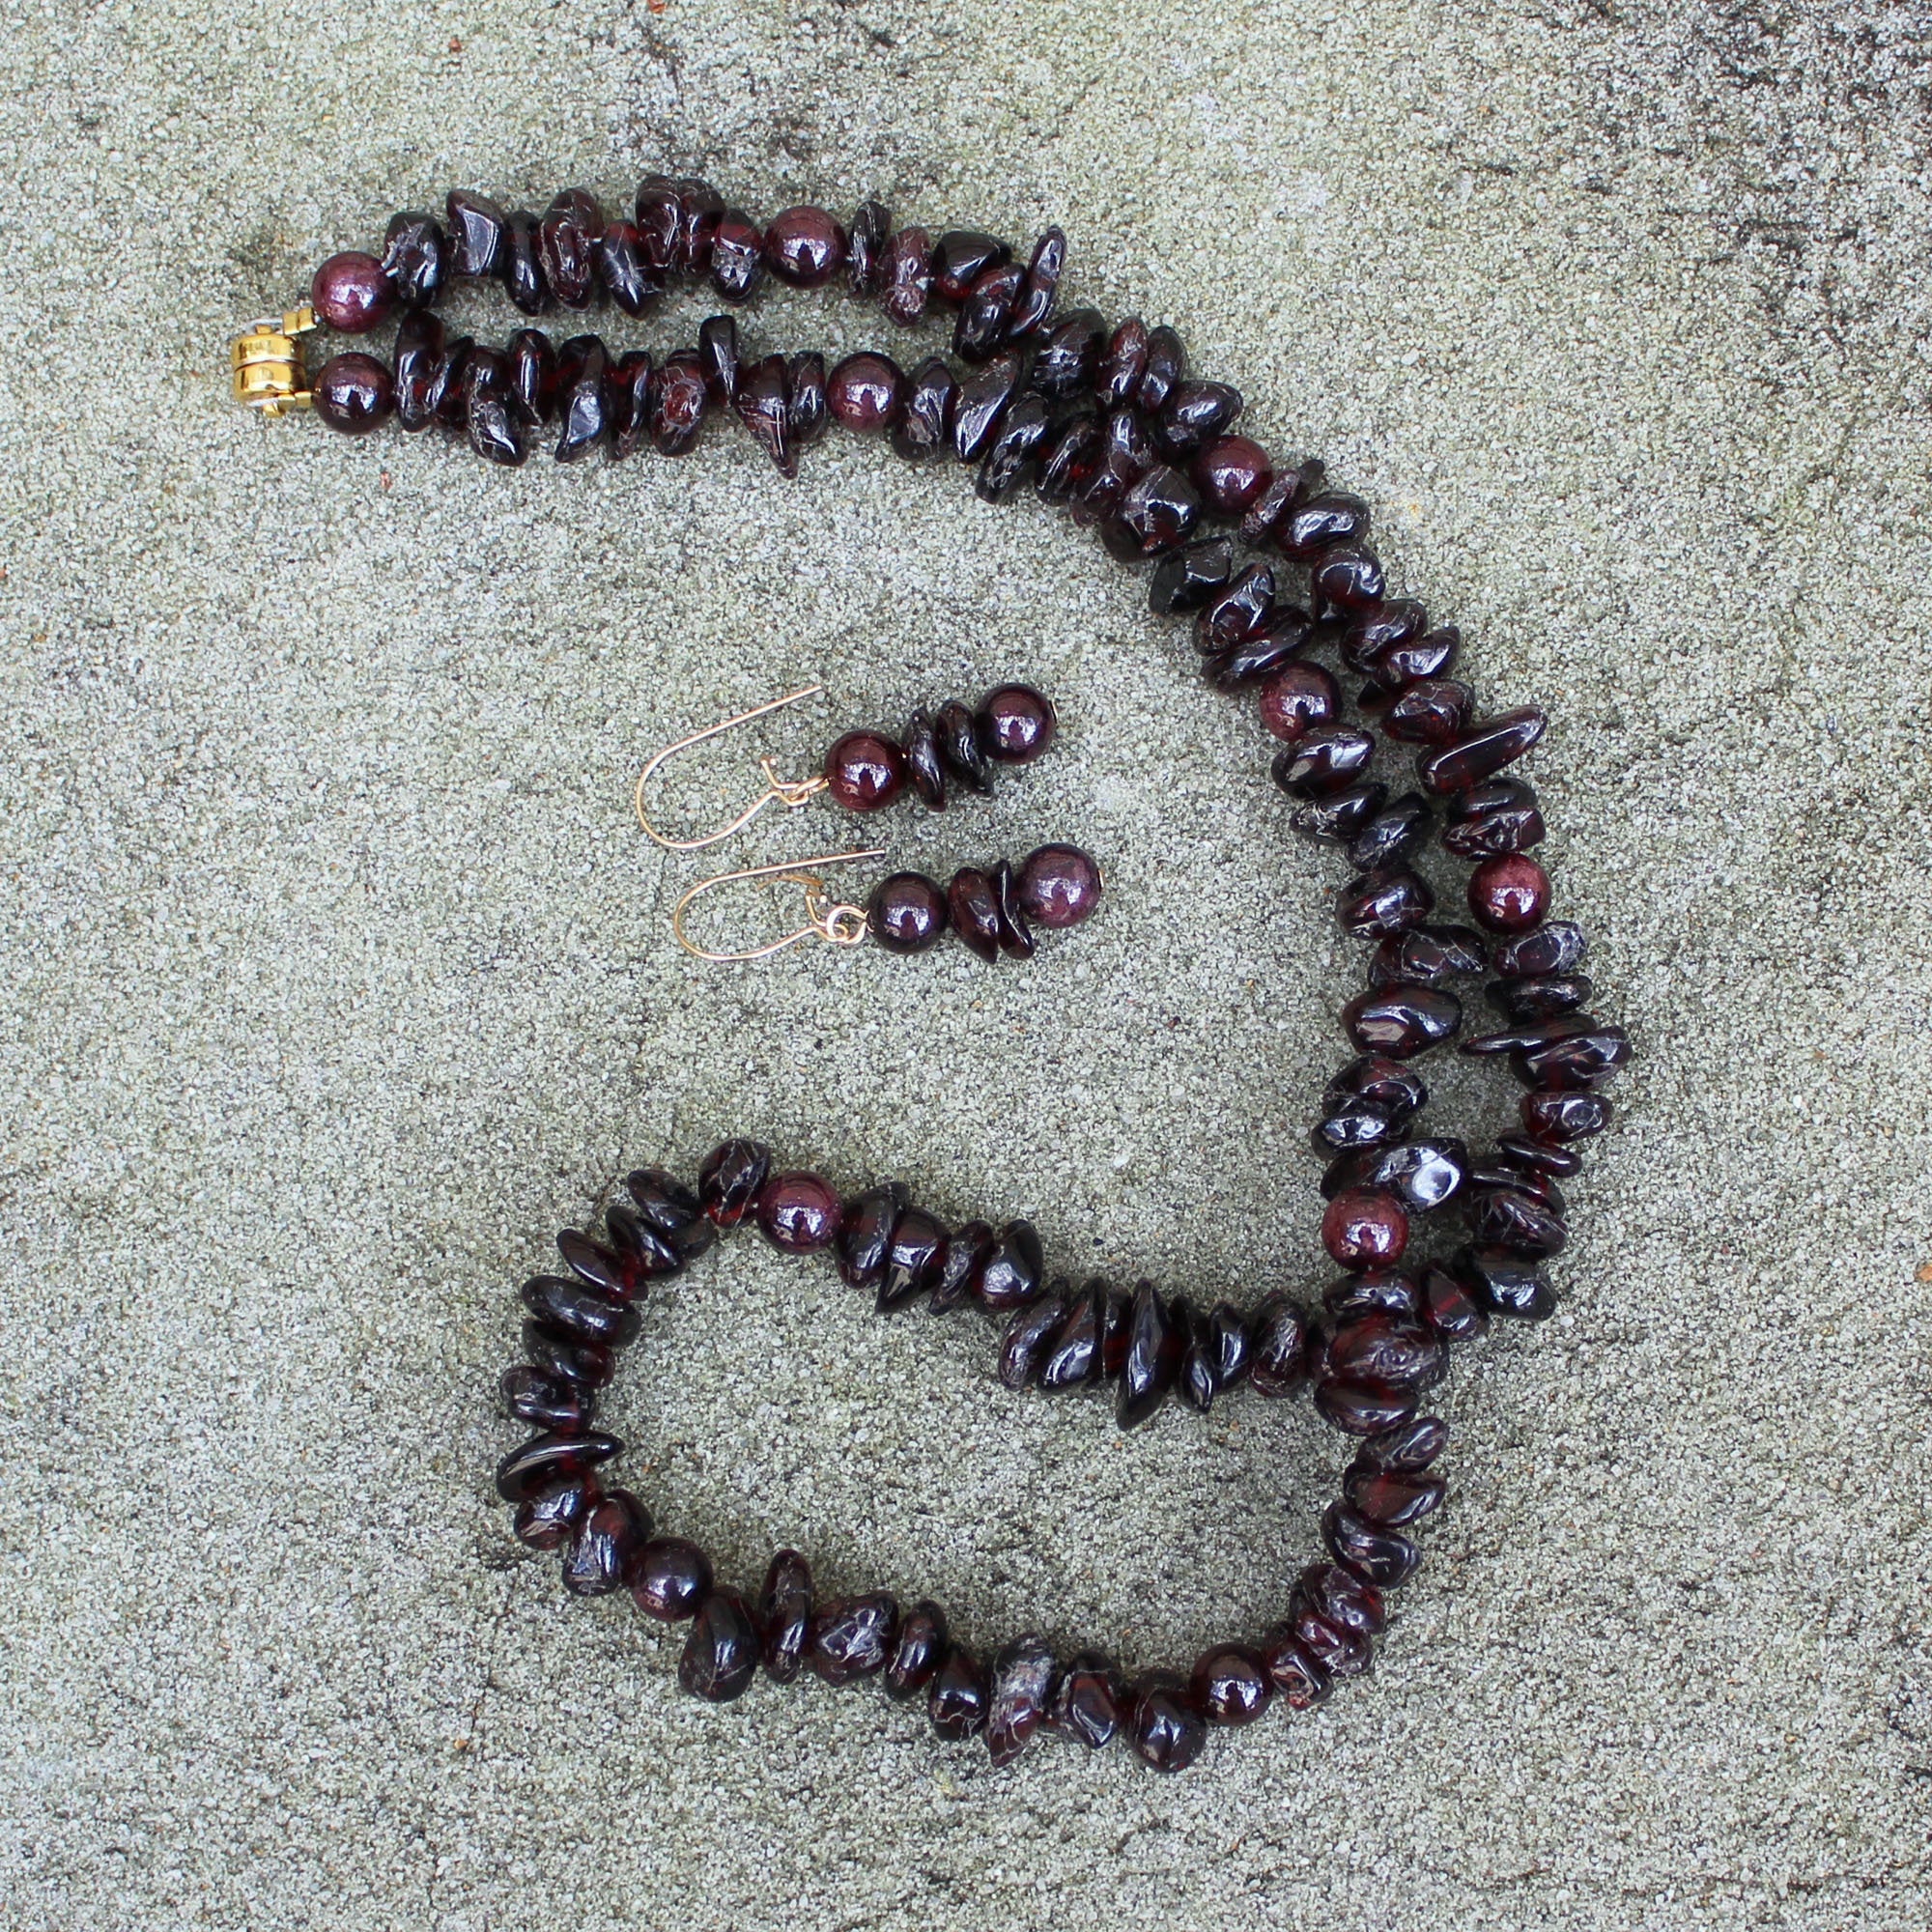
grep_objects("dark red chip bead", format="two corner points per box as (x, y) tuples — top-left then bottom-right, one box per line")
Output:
(1492, 920), (1586, 979)
(537, 188), (601, 308)
(1049, 1651), (1126, 1748)
(679, 1590), (760, 1702)
(1337, 869), (1435, 939)
(561, 1489), (651, 1597)
(998, 1289), (1068, 1389)
(1128, 1671), (1208, 1773)
(1118, 1278), (1185, 1428)
(1456, 1244), (1556, 1320)
(631, 1536), (714, 1621)
(501, 1363), (593, 1434)
(1009, 227), (1066, 338)
(763, 205), (846, 286)
(708, 208), (765, 303)
(755, 1171), (843, 1253)
(976, 683), (1057, 762)
(495, 1429), (623, 1501)
(1344, 1463), (1448, 1527)
(1311, 545), (1386, 610)
(946, 867), (1003, 964)
(521, 1273), (640, 1348)
(313, 353), (394, 435)
(311, 249), (391, 333)
(972, 1218), (1044, 1312)
(930, 230), (1009, 305)
(1321, 1187), (1410, 1269)
(1260, 1626), (1332, 1709)
(500, 210), (547, 315)
(928, 1645), (991, 1740)
(445, 189), (506, 278)
(1469, 854), (1553, 933)
(1521, 1089), (1613, 1144)
(836, 1181), (907, 1293)
(868, 871), (948, 953)
(823, 729), (906, 811)
(1343, 985), (1463, 1058)
(1247, 1293), (1310, 1397)
(1418, 707), (1548, 795)
(649, 350), (709, 458)
(1191, 1644), (1272, 1726)
(986, 1634), (1056, 1766)
(884, 1601), (950, 1700)
(1379, 678), (1474, 748)
(880, 225), (933, 326)
(938, 701), (989, 791)
(1420, 1261), (1490, 1342)
(952, 351), (1024, 462)
(733, 354), (794, 478)
(1369, 924), (1488, 989)
(521, 1322), (613, 1390)
(826, 353), (905, 433)
(1361, 1414), (1450, 1471)
(1103, 464), (1202, 557)
(1314, 1377), (1421, 1436)
(756, 1548), (812, 1684)
(810, 1594), (900, 1686)
(513, 1473), (597, 1550)
(698, 1137), (769, 1226)
(1322, 1501), (1422, 1589)
(1014, 844), (1103, 930)
(1274, 727), (1377, 800)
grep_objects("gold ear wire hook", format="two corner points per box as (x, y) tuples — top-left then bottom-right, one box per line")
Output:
(671, 848), (888, 963)
(636, 685), (832, 851)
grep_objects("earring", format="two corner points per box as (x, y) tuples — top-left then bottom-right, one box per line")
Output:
(672, 843), (1103, 964)
(637, 680), (1060, 851)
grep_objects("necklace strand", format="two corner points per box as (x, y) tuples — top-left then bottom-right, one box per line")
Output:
(248, 179), (1633, 1774)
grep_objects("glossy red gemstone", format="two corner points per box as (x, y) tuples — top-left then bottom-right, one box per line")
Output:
(755, 1172), (843, 1252)
(1014, 844), (1103, 929)
(1191, 435), (1273, 513)
(976, 684), (1057, 762)
(1468, 853), (1552, 933)
(1321, 1187), (1409, 1269)
(310, 250), (392, 333)
(1258, 663), (1341, 743)
(313, 353), (394, 435)
(763, 205), (847, 286)
(825, 354), (905, 433)
(823, 729), (906, 810)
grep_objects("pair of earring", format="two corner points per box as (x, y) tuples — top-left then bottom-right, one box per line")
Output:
(638, 683), (1105, 964)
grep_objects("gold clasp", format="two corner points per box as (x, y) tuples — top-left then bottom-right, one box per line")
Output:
(231, 303), (318, 415)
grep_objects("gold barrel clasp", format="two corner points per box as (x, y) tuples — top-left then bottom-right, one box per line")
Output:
(231, 303), (318, 415)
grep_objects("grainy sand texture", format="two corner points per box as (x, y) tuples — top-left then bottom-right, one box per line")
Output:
(2, 3), (1929, 1927)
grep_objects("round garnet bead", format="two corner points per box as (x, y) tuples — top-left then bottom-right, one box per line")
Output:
(311, 250), (392, 333)
(1259, 664), (1341, 743)
(823, 730), (906, 810)
(825, 355), (905, 433)
(313, 353), (394, 435)
(868, 872), (949, 953)
(1321, 1187), (1410, 1269)
(1014, 844), (1103, 929)
(1468, 854), (1552, 932)
(977, 684), (1057, 762)
(1191, 435), (1273, 513)
(763, 206), (847, 287)
(755, 1172), (843, 1253)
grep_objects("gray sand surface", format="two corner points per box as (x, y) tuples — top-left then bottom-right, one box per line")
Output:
(3, 2), (1929, 1926)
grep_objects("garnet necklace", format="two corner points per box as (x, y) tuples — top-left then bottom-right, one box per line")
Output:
(236, 179), (1632, 1775)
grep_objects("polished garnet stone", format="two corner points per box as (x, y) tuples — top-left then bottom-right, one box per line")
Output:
(313, 353), (394, 435)
(884, 1601), (950, 1700)
(755, 1172), (842, 1252)
(698, 1138), (769, 1226)
(928, 1645), (990, 1739)
(1191, 434), (1273, 512)
(1192, 1644), (1273, 1725)
(976, 684), (1057, 761)
(1014, 844), (1103, 929)
(868, 872), (948, 953)
(1129, 1671), (1208, 1772)
(763, 205), (846, 286)
(311, 250), (391, 333)
(679, 1591), (759, 1702)
(1258, 664), (1341, 743)
(826, 353), (905, 432)
(823, 729), (907, 810)
(631, 1536), (713, 1621)
(1468, 853), (1553, 933)
(756, 1548), (812, 1683)
(1321, 1187), (1410, 1269)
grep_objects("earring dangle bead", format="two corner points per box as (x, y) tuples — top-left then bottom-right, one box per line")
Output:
(636, 682), (1059, 851)
(245, 177), (1632, 1775)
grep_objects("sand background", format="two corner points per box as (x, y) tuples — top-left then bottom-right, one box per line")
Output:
(3, 2), (1930, 1926)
